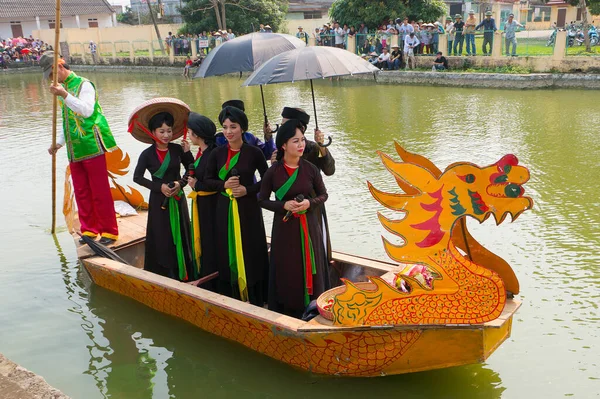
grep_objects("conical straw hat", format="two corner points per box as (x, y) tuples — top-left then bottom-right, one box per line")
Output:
(128, 97), (191, 144)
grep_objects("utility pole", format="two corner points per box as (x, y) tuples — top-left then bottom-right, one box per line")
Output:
(146, 0), (166, 55)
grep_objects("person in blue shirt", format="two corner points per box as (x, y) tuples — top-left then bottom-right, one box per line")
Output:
(476, 11), (498, 56)
(215, 99), (276, 160)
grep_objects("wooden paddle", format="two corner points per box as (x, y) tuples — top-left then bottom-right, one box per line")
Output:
(50, 0), (61, 234)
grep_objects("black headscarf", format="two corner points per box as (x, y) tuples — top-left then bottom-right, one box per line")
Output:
(281, 107), (310, 127)
(188, 112), (216, 146)
(221, 99), (245, 111)
(218, 106), (248, 132)
(275, 119), (305, 161)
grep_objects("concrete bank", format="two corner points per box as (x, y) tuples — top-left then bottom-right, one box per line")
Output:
(357, 70), (600, 89)
(0, 354), (70, 399)
(69, 65), (600, 90)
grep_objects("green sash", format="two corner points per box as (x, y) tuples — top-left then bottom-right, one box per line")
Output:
(219, 151), (248, 301)
(153, 151), (171, 179)
(152, 149), (187, 281)
(169, 193), (187, 281)
(274, 165), (315, 306)
(275, 167), (299, 201)
(218, 152), (240, 180)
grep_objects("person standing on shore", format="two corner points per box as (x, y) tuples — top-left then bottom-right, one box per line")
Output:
(89, 41), (97, 63)
(42, 52), (119, 245)
(476, 11), (497, 56)
(464, 10), (477, 56)
(452, 14), (465, 56)
(296, 26), (309, 45)
(404, 32), (419, 69)
(503, 14), (523, 56)
(445, 17), (454, 55)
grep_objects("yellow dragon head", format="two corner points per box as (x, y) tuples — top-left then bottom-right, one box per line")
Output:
(369, 146), (533, 265)
(325, 144), (533, 326)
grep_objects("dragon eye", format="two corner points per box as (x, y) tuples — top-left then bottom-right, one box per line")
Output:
(504, 184), (522, 198)
(465, 174), (475, 183)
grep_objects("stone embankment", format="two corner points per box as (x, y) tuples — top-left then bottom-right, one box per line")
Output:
(0, 354), (70, 399)
(356, 70), (600, 89)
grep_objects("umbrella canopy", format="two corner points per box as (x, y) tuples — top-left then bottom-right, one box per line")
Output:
(242, 46), (379, 87)
(194, 32), (306, 78)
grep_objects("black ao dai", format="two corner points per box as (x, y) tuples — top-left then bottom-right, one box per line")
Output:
(258, 159), (329, 318)
(204, 143), (269, 306)
(133, 143), (195, 281)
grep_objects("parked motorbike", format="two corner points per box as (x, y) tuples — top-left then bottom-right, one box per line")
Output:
(589, 26), (598, 46)
(547, 28), (558, 47)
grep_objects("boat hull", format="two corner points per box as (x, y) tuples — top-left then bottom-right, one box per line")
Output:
(83, 256), (518, 377)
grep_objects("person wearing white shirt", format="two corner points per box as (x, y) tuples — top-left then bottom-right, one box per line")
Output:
(333, 22), (345, 48)
(377, 47), (391, 69)
(41, 52), (119, 245)
(403, 32), (420, 69)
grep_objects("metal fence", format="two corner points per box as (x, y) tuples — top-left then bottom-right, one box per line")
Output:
(62, 29), (600, 63)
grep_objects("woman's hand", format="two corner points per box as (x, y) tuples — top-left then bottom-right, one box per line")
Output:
(231, 185), (247, 198)
(295, 199), (310, 212)
(172, 181), (181, 193)
(224, 176), (240, 189)
(161, 183), (174, 197)
(187, 176), (197, 189)
(181, 139), (190, 153)
(270, 150), (278, 164)
(284, 200), (299, 212)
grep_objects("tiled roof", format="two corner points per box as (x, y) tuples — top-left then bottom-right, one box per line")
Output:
(0, 0), (115, 19)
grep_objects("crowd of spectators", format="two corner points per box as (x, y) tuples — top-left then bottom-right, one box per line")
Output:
(310, 11), (525, 70)
(0, 36), (51, 69)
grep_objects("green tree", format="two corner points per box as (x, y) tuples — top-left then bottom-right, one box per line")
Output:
(180, 0), (288, 34)
(329, 0), (446, 30)
(116, 6), (137, 25)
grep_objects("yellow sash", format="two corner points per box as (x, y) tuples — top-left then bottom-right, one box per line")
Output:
(226, 188), (248, 302)
(187, 190), (217, 275)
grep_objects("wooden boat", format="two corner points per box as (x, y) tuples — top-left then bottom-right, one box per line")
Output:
(74, 211), (520, 377)
(68, 144), (532, 377)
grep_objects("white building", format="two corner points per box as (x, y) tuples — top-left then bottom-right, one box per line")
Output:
(284, 0), (335, 33)
(0, 0), (117, 40)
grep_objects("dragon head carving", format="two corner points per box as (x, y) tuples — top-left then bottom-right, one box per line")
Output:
(326, 144), (533, 326)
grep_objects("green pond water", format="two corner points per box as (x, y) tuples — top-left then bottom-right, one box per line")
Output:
(0, 72), (599, 398)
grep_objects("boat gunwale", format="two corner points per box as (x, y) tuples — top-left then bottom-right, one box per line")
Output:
(81, 255), (521, 334)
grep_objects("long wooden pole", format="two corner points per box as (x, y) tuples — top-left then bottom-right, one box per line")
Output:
(146, 0), (166, 55)
(50, 0), (61, 234)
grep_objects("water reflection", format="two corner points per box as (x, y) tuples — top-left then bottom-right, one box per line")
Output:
(84, 283), (506, 399)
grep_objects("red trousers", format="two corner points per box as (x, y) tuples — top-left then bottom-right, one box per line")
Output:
(70, 154), (119, 239)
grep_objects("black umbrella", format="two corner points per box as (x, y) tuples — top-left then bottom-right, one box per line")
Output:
(242, 46), (380, 147)
(194, 33), (306, 130)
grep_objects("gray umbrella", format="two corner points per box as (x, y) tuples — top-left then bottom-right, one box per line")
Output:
(194, 33), (306, 130)
(195, 33), (306, 78)
(242, 46), (379, 146)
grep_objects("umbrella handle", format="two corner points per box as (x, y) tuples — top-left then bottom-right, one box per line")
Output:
(318, 136), (332, 148)
(270, 124), (279, 134)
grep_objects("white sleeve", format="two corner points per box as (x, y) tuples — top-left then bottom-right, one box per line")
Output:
(57, 131), (65, 146)
(64, 82), (95, 118)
